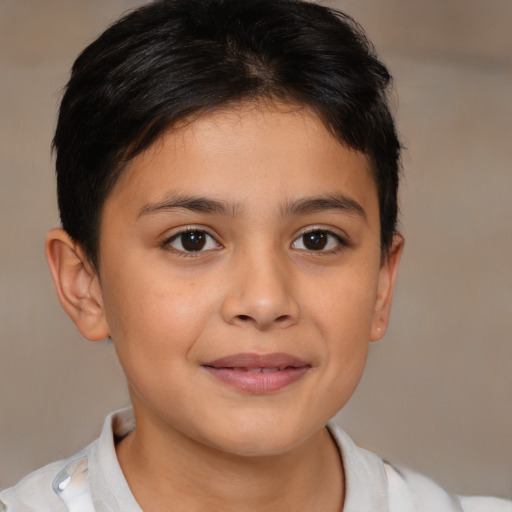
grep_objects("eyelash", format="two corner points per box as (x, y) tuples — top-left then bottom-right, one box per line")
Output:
(162, 227), (348, 256)
(163, 228), (221, 257)
(292, 228), (348, 254)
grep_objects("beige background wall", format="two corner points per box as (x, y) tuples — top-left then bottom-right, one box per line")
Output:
(1, 0), (511, 498)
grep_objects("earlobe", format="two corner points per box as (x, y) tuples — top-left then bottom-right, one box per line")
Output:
(45, 228), (110, 341)
(370, 234), (404, 342)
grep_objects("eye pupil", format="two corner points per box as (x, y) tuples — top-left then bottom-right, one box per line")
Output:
(181, 231), (206, 251)
(303, 231), (328, 250)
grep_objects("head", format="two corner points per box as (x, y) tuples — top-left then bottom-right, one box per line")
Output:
(47, 0), (404, 457)
(53, 0), (400, 269)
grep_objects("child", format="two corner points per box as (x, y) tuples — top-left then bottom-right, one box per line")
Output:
(1, 0), (510, 510)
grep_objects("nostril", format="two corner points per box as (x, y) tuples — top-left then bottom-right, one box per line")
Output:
(235, 314), (291, 324)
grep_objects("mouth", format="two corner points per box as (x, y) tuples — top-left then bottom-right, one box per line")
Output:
(201, 353), (311, 393)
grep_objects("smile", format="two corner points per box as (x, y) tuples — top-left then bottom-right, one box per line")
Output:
(202, 353), (311, 393)
(233, 367), (289, 373)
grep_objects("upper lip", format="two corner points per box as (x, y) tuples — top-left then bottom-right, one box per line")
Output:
(202, 352), (310, 369)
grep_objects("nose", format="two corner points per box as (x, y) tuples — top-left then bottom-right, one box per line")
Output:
(220, 248), (299, 331)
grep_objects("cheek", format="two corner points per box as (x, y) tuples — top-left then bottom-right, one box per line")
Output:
(306, 267), (379, 342)
(101, 263), (219, 367)
(303, 265), (378, 399)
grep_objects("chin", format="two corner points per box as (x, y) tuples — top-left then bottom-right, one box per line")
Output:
(216, 436), (303, 459)
(201, 416), (318, 458)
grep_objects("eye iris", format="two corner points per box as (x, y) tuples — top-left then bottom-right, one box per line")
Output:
(303, 231), (328, 250)
(181, 231), (206, 251)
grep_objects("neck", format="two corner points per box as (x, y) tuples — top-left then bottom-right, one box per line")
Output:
(116, 403), (344, 512)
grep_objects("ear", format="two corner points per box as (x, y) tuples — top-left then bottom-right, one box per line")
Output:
(370, 233), (404, 342)
(45, 228), (110, 341)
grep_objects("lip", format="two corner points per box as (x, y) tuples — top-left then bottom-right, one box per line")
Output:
(201, 352), (311, 393)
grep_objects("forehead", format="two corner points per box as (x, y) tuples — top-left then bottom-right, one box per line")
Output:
(105, 102), (379, 222)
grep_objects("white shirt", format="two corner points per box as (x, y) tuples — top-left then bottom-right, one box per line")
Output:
(1, 408), (510, 512)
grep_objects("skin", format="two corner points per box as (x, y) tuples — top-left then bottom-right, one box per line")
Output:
(46, 102), (403, 512)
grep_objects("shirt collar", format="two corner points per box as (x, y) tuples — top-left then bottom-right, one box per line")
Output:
(328, 423), (389, 512)
(87, 408), (388, 512)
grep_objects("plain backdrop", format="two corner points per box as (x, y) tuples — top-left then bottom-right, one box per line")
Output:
(1, 0), (511, 498)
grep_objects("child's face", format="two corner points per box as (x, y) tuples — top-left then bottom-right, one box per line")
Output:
(92, 103), (400, 456)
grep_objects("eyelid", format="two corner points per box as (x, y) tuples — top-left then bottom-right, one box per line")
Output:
(291, 226), (349, 251)
(162, 225), (223, 254)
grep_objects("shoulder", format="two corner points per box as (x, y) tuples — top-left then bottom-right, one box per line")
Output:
(385, 458), (512, 512)
(0, 447), (95, 512)
(0, 409), (133, 512)
(0, 459), (68, 511)
(327, 422), (512, 512)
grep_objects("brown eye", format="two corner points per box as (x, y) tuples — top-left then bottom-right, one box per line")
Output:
(167, 230), (220, 253)
(303, 231), (328, 250)
(292, 230), (345, 252)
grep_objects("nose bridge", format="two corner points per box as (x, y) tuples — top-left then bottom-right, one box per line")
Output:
(221, 238), (299, 329)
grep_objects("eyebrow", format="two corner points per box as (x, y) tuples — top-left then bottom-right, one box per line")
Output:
(138, 193), (239, 217)
(281, 194), (367, 221)
(138, 192), (366, 221)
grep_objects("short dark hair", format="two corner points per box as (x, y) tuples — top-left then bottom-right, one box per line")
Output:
(53, 0), (401, 267)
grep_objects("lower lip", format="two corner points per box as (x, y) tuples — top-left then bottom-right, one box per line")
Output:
(202, 367), (310, 393)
